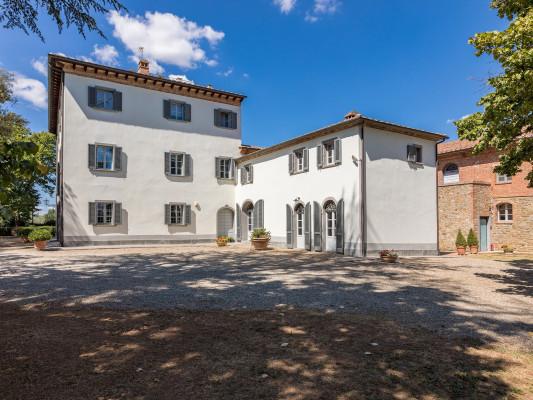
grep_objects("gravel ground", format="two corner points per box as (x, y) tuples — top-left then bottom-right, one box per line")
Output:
(0, 243), (531, 343)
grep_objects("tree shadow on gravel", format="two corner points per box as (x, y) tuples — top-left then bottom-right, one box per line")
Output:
(475, 258), (532, 298)
(0, 302), (526, 400)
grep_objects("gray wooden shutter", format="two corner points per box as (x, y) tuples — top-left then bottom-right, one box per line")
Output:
(185, 205), (192, 225)
(88, 144), (96, 169)
(230, 112), (237, 129)
(303, 148), (309, 172)
(236, 204), (242, 241)
(249, 165), (253, 183)
(334, 138), (342, 165)
(240, 168), (245, 185)
(304, 202), (311, 251)
(316, 145), (323, 169)
(183, 103), (192, 122)
(231, 159), (236, 182)
(163, 100), (171, 119)
(286, 204), (293, 249)
(113, 91), (122, 111)
(336, 199), (344, 254)
(252, 203), (258, 230)
(165, 204), (170, 224)
(254, 200), (264, 229)
(88, 87), (96, 107)
(184, 154), (191, 177)
(114, 146), (122, 171)
(288, 153), (294, 175)
(164, 152), (170, 175)
(88, 202), (96, 224)
(215, 157), (221, 178)
(313, 201), (322, 251)
(214, 109), (221, 127)
(114, 203), (122, 225)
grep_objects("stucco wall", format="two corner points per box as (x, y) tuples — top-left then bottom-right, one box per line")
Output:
(364, 126), (438, 254)
(235, 127), (363, 255)
(61, 73), (241, 245)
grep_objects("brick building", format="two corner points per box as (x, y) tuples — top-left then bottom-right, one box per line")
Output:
(437, 140), (532, 253)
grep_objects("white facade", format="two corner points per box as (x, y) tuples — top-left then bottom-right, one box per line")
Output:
(51, 55), (444, 254)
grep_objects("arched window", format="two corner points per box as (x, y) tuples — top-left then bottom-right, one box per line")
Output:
(294, 204), (304, 236)
(498, 203), (513, 222)
(242, 201), (254, 232)
(323, 200), (337, 237)
(443, 163), (459, 184)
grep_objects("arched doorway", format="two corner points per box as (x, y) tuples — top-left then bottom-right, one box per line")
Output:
(323, 200), (337, 252)
(242, 201), (254, 240)
(217, 207), (234, 238)
(294, 203), (305, 249)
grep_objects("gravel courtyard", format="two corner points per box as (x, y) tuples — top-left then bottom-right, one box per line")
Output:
(1, 243), (531, 343)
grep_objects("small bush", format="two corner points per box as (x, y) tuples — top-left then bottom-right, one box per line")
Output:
(455, 230), (467, 247)
(467, 229), (478, 247)
(0, 226), (14, 236)
(16, 227), (34, 238)
(251, 228), (271, 240)
(28, 228), (52, 242)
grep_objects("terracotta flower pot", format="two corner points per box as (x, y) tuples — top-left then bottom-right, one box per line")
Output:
(381, 255), (398, 263)
(456, 246), (466, 256)
(251, 238), (269, 250)
(216, 239), (227, 247)
(470, 245), (478, 254)
(34, 240), (48, 251)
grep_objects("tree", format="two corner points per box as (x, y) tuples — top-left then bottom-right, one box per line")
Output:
(455, 0), (533, 186)
(0, 0), (126, 41)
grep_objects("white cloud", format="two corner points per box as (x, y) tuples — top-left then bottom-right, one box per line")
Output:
(243, 73), (250, 79)
(12, 73), (47, 109)
(217, 67), (233, 77)
(273, 0), (297, 13)
(31, 57), (47, 76)
(305, 0), (341, 22)
(447, 114), (471, 124)
(107, 11), (224, 70)
(168, 74), (195, 84)
(92, 44), (119, 66)
(77, 55), (96, 63)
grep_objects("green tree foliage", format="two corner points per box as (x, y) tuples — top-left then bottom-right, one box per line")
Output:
(455, 230), (467, 248)
(455, 0), (533, 186)
(0, 0), (125, 41)
(467, 228), (479, 247)
(0, 69), (56, 225)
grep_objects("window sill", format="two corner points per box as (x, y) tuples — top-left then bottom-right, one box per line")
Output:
(320, 163), (340, 170)
(166, 173), (187, 178)
(91, 168), (118, 172)
(291, 170), (309, 175)
(165, 118), (191, 123)
(214, 125), (237, 130)
(495, 182), (512, 185)
(90, 106), (121, 113)
(496, 220), (513, 224)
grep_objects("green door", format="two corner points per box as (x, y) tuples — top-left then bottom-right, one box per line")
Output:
(480, 217), (489, 251)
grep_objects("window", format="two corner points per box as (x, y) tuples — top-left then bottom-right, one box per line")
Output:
(323, 140), (335, 166)
(214, 109), (237, 129)
(96, 88), (114, 110)
(498, 203), (513, 222)
(324, 201), (336, 237)
(164, 100), (191, 122)
(96, 202), (114, 225)
(443, 163), (459, 184)
(169, 153), (185, 176)
(407, 144), (423, 163)
(247, 209), (253, 232)
(170, 204), (184, 225)
(294, 149), (304, 172)
(496, 173), (512, 184)
(295, 204), (304, 236)
(241, 165), (253, 184)
(216, 157), (234, 179)
(170, 102), (185, 120)
(96, 145), (114, 170)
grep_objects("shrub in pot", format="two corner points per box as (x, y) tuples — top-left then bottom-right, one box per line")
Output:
(216, 236), (228, 247)
(16, 227), (34, 243)
(501, 245), (514, 254)
(455, 230), (467, 255)
(250, 228), (271, 250)
(28, 228), (52, 251)
(467, 229), (479, 254)
(379, 249), (398, 263)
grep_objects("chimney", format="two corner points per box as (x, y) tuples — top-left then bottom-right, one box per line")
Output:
(344, 110), (361, 120)
(138, 58), (149, 75)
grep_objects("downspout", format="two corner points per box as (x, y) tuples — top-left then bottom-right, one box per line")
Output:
(360, 122), (367, 257)
(435, 137), (446, 255)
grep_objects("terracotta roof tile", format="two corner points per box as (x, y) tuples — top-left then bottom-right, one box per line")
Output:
(437, 139), (478, 154)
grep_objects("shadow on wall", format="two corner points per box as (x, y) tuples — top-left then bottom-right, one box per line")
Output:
(0, 250), (527, 398)
(167, 211), (197, 234)
(90, 152), (128, 179)
(93, 209), (129, 235)
(165, 155), (193, 183)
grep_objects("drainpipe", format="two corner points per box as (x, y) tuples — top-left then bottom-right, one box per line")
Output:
(360, 123), (367, 257)
(435, 137), (446, 255)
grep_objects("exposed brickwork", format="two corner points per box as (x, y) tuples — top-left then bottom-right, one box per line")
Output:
(437, 141), (532, 252)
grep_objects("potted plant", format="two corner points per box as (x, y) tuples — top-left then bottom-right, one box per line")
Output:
(501, 245), (514, 254)
(455, 230), (467, 255)
(28, 228), (52, 251)
(216, 236), (228, 247)
(250, 228), (271, 250)
(16, 227), (34, 243)
(379, 249), (398, 263)
(467, 228), (479, 254)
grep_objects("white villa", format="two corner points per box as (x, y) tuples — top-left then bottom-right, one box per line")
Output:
(49, 54), (446, 256)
